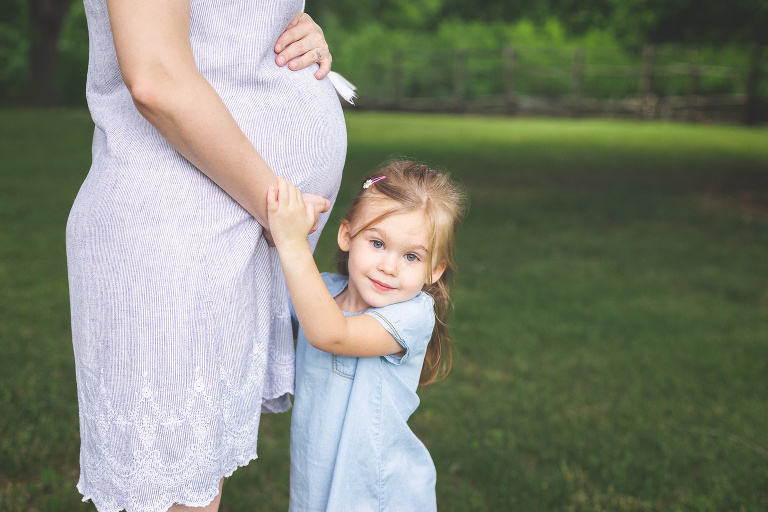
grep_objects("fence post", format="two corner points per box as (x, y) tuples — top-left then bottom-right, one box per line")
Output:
(571, 47), (584, 117)
(393, 51), (403, 110)
(685, 46), (699, 121)
(453, 49), (466, 112)
(744, 44), (764, 125)
(503, 45), (517, 115)
(639, 45), (656, 118)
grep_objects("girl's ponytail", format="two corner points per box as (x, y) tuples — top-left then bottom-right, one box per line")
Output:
(420, 270), (454, 385)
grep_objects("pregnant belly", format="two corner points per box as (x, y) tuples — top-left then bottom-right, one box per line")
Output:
(217, 65), (348, 200)
(73, 62), (346, 247)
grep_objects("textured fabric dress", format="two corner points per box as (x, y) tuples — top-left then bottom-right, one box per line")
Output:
(289, 274), (438, 512)
(65, 0), (346, 509)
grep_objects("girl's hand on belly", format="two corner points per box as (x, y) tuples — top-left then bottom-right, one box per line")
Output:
(301, 192), (331, 234)
(262, 190), (330, 246)
(267, 177), (316, 248)
(274, 12), (332, 80)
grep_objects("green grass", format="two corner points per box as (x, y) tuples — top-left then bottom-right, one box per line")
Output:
(1, 109), (767, 511)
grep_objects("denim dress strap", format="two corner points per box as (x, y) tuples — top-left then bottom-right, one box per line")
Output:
(363, 292), (435, 365)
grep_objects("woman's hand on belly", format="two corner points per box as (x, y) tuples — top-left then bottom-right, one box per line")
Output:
(274, 12), (332, 80)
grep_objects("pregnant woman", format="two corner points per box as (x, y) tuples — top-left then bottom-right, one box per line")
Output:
(65, 0), (346, 509)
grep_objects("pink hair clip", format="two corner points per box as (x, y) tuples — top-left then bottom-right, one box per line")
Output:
(363, 176), (386, 189)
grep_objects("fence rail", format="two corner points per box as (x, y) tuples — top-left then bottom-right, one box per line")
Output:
(342, 44), (765, 123)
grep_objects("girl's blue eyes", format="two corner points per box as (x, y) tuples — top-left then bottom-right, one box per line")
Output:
(370, 240), (420, 262)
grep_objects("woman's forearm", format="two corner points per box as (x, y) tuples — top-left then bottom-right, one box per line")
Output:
(108, 0), (277, 227)
(130, 69), (276, 227)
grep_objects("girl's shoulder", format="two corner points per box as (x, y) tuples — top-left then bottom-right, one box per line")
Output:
(365, 292), (435, 332)
(363, 291), (435, 365)
(320, 273), (435, 362)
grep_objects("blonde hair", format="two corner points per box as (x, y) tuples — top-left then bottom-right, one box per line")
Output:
(334, 160), (467, 385)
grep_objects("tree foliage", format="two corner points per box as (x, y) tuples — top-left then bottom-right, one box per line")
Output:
(0, 0), (30, 100)
(2, 0), (766, 105)
(311, 0), (768, 47)
(607, 0), (768, 47)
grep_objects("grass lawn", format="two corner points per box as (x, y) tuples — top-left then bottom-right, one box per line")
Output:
(1, 109), (767, 511)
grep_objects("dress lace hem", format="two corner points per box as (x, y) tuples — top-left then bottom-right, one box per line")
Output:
(77, 451), (259, 512)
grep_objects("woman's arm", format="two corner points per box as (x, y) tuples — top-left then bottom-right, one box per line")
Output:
(108, 0), (324, 228)
(267, 177), (403, 358)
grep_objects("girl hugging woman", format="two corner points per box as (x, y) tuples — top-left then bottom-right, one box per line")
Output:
(266, 160), (467, 511)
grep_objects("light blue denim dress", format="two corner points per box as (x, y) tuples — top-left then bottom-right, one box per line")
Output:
(289, 273), (437, 512)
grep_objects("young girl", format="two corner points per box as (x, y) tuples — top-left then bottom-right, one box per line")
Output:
(266, 161), (466, 511)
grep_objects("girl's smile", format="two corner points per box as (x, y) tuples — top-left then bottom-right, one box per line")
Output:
(369, 277), (395, 291)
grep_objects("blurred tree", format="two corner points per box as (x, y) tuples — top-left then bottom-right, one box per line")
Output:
(606, 0), (767, 47)
(307, 0), (444, 29)
(57, 1), (88, 106)
(535, 0), (615, 36)
(316, 0), (765, 122)
(316, 0), (767, 48)
(0, 0), (30, 102)
(601, 0), (767, 124)
(438, 0), (529, 24)
(28, 0), (72, 104)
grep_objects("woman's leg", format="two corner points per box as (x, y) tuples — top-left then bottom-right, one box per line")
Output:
(167, 478), (224, 512)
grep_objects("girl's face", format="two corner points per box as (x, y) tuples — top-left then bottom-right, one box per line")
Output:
(337, 198), (446, 312)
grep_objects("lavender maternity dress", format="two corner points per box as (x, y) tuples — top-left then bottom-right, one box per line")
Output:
(65, 0), (346, 509)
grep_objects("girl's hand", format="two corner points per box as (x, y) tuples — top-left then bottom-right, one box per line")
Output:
(267, 177), (316, 248)
(274, 12), (332, 80)
(301, 192), (331, 234)
(262, 190), (329, 247)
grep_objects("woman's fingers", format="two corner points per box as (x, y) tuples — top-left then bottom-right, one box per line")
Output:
(285, 11), (302, 31)
(287, 48), (322, 71)
(273, 12), (331, 78)
(274, 12), (305, 53)
(277, 31), (325, 68)
(315, 53), (332, 79)
(275, 27), (318, 66)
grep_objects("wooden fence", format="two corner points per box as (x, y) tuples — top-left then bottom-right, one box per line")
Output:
(344, 45), (765, 123)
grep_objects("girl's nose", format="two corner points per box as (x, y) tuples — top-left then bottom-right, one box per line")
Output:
(378, 252), (398, 276)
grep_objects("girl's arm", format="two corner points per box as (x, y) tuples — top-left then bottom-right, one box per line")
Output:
(267, 178), (403, 358)
(107, 0), (329, 229)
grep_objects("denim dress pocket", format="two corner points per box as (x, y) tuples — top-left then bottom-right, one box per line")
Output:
(332, 355), (357, 379)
